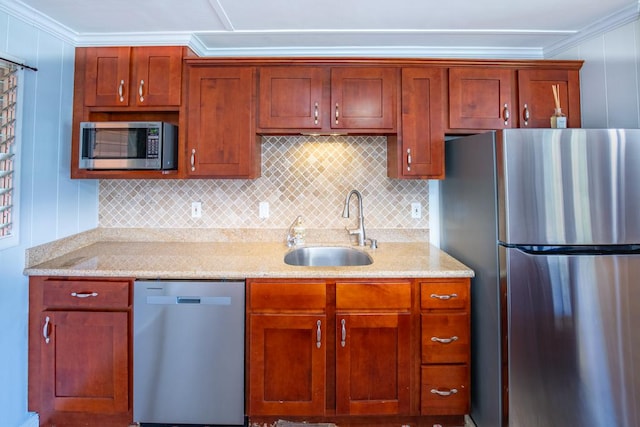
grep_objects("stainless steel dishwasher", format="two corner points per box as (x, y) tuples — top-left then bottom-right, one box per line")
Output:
(133, 280), (245, 426)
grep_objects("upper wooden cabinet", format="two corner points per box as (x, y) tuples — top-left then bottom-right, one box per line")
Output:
(258, 66), (398, 133)
(448, 67), (515, 130)
(517, 68), (581, 128)
(448, 64), (582, 131)
(388, 67), (445, 179)
(82, 46), (183, 108)
(183, 64), (261, 178)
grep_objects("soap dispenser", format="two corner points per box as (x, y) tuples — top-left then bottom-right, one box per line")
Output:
(292, 216), (306, 245)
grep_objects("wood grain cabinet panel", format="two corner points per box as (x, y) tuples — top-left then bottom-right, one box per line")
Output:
(419, 278), (471, 416)
(83, 46), (182, 108)
(449, 67), (515, 130)
(388, 67), (445, 179)
(184, 65), (260, 178)
(517, 68), (581, 128)
(29, 276), (133, 427)
(257, 66), (397, 133)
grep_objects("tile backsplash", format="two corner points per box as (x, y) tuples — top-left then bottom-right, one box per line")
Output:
(99, 135), (429, 230)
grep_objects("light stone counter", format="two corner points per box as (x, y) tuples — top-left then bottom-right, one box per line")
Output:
(24, 228), (474, 279)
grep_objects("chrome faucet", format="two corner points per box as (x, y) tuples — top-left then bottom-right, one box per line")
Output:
(342, 189), (366, 246)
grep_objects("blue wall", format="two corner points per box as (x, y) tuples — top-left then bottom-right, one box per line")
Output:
(0, 10), (98, 427)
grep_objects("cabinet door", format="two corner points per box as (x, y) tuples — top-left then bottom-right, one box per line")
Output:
(40, 311), (129, 416)
(248, 314), (326, 416)
(335, 313), (411, 415)
(258, 67), (326, 129)
(331, 67), (397, 130)
(83, 47), (131, 107)
(185, 66), (259, 178)
(131, 46), (183, 107)
(449, 67), (515, 129)
(518, 68), (581, 128)
(392, 67), (445, 178)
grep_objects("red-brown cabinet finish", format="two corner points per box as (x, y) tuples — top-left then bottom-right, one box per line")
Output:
(184, 65), (260, 178)
(29, 277), (133, 427)
(449, 67), (515, 130)
(419, 279), (471, 416)
(517, 68), (581, 128)
(388, 67), (445, 179)
(83, 46), (183, 108)
(257, 66), (397, 133)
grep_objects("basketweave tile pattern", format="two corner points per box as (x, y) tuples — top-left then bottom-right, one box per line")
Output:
(99, 135), (429, 229)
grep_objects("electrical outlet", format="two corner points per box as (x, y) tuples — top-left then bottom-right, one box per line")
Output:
(259, 201), (269, 219)
(191, 201), (202, 218)
(411, 202), (421, 219)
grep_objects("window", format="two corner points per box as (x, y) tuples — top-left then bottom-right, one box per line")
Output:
(0, 61), (18, 247)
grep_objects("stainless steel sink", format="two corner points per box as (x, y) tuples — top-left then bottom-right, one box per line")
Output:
(284, 246), (373, 267)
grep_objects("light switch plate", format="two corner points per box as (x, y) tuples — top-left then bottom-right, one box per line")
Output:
(411, 202), (421, 219)
(191, 201), (202, 218)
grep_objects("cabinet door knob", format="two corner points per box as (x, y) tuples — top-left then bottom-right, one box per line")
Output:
(118, 79), (125, 103)
(502, 103), (510, 126)
(316, 320), (322, 349)
(138, 79), (145, 103)
(522, 103), (530, 126)
(42, 316), (51, 344)
(340, 318), (346, 347)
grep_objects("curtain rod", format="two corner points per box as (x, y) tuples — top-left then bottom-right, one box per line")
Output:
(0, 56), (37, 72)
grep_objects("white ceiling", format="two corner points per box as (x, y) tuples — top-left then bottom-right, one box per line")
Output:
(2, 0), (639, 58)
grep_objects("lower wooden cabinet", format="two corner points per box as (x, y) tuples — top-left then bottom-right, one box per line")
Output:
(419, 279), (471, 416)
(29, 277), (133, 427)
(247, 277), (471, 424)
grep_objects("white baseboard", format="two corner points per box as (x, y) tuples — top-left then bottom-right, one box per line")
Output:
(20, 412), (39, 427)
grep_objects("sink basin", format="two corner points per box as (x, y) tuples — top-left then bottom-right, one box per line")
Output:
(284, 246), (373, 267)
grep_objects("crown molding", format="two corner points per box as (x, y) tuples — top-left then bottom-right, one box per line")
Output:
(1, 0), (638, 59)
(544, 2), (640, 57)
(188, 44), (545, 59)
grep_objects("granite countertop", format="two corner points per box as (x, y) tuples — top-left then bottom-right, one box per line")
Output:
(24, 228), (474, 279)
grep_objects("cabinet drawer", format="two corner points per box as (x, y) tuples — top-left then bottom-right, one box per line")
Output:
(420, 280), (469, 310)
(249, 281), (326, 312)
(43, 279), (130, 309)
(421, 313), (469, 364)
(421, 365), (469, 415)
(336, 281), (411, 310)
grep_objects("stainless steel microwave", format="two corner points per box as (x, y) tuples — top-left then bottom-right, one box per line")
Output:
(79, 121), (178, 170)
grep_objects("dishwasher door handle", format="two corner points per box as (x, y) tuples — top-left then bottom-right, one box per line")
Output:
(146, 296), (232, 305)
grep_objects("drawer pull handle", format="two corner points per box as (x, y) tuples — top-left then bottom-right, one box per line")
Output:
(431, 336), (459, 344)
(430, 293), (458, 300)
(316, 320), (322, 349)
(43, 316), (51, 344)
(341, 318), (346, 347)
(190, 148), (196, 172)
(431, 388), (458, 397)
(71, 292), (99, 298)
(503, 103), (510, 126)
(335, 103), (339, 125)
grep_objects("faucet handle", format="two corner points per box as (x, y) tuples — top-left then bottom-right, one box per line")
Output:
(365, 238), (378, 249)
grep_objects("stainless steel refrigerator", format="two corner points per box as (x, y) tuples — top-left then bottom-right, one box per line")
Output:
(440, 129), (640, 427)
